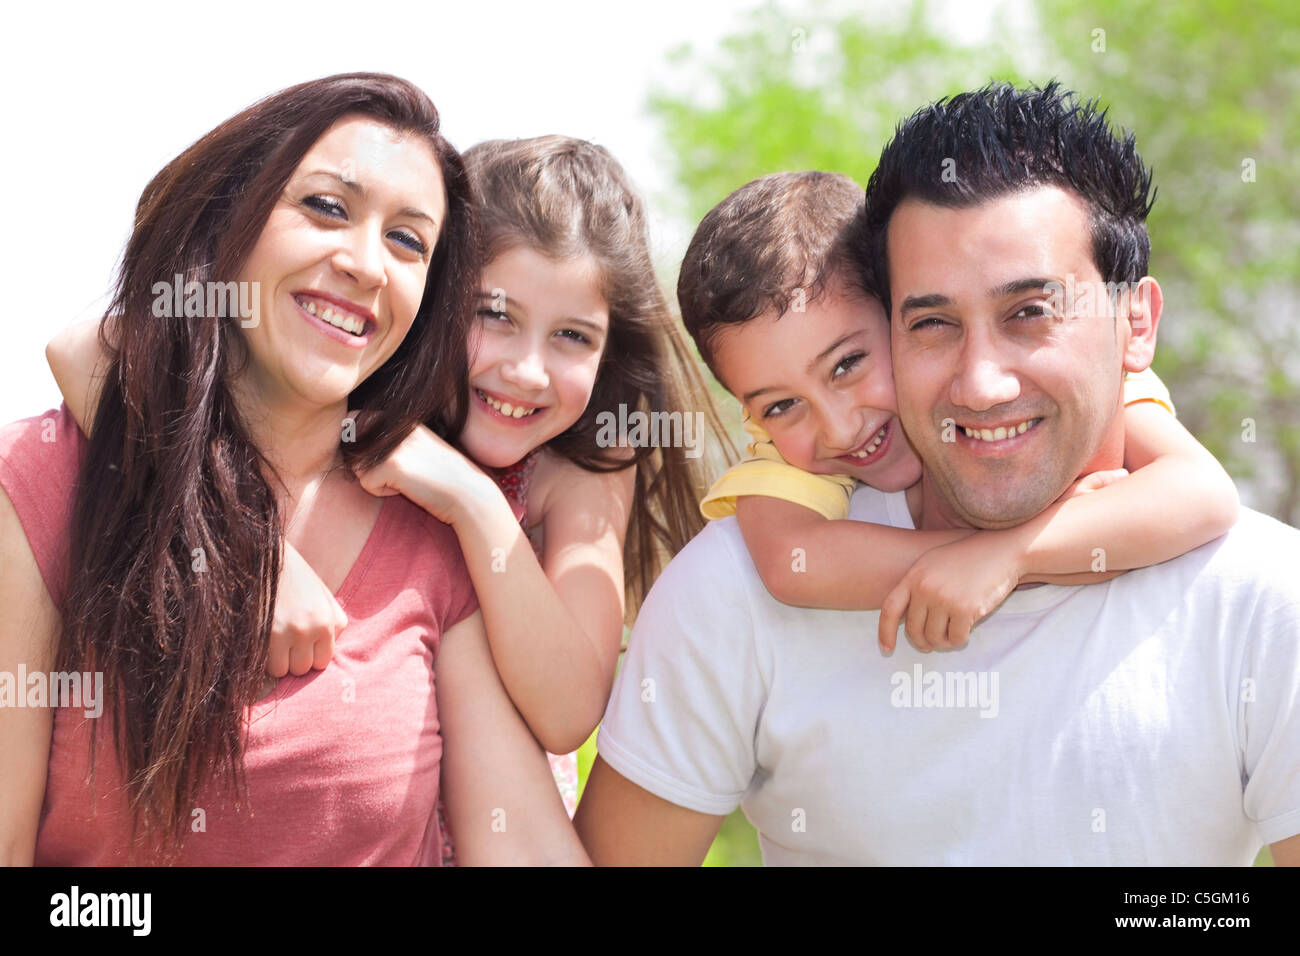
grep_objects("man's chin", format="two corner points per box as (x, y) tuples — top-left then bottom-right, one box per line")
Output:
(937, 479), (1063, 530)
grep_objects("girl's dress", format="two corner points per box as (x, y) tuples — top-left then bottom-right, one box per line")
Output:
(436, 451), (580, 866)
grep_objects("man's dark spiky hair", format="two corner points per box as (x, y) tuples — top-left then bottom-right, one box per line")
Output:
(858, 81), (1156, 313)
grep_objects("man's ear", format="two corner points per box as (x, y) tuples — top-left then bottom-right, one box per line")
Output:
(1122, 276), (1162, 373)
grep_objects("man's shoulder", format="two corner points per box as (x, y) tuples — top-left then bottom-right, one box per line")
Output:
(1122, 507), (1300, 620)
(1194, 508), (1300, 586)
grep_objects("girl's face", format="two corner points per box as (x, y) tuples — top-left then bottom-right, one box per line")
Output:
(236, 115), (447, 413)
(460, 246), (610, 469)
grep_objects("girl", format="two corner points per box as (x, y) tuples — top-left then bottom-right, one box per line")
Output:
(46, 135), (733, 854)
(9, 73), (585, 865)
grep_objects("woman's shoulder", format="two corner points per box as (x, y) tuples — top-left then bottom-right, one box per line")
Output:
(0, 405), (85, 608)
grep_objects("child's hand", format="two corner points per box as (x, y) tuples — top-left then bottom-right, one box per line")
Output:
(353, 423), (495, 527)
(877, 533), (1024, 654)
(269, 542), (348, 678)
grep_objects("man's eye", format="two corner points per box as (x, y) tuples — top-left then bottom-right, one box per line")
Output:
(1012, 304), (1051, 321)
(303, 195), (345, 217)
(832, 351), (866, 378)
(762, 398), (797, 419)
(909, 316), (947, 331)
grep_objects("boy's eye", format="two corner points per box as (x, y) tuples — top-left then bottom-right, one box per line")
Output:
(832, 351), (866, 378)
(762, 398), (798, 419)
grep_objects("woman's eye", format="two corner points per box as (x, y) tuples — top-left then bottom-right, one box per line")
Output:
(762, 398), (797, 419)
(389, 230), (428, 255)
(832, 351), (866, 378)
(303, 195), (345, 217)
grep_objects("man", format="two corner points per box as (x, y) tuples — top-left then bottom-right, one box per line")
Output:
(574, 84), (1300, 865)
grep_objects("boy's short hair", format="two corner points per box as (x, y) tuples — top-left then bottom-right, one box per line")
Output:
(677, 171), (875, 385)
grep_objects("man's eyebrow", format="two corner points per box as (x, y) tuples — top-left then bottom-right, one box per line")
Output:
(741, 331), (863, 404)
(990, 277), (1060, 299)
(898, 293), (953, 317)
(301, 169), (438, 226)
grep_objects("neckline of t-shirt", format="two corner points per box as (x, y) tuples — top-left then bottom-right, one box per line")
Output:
(881, 488), (1084, 615)
(333, 494), (397, 607)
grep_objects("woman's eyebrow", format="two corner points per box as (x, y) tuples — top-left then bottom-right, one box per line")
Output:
(300, 169), (437, 225)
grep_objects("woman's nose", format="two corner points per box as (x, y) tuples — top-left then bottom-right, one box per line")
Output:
(332, 222), (388, 290)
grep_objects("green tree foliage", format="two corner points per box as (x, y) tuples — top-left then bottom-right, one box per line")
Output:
(649, 0), (1300, 524)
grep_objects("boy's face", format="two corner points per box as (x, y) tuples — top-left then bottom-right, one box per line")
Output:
(887, 186), (1147, 530)
(711, 279), (922, 492)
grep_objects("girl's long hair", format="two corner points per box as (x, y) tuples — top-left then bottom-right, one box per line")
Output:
(464, 137), (736, 618)
(58, 73), (480, 854)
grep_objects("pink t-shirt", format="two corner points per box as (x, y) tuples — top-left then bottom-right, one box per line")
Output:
(0, 405), (478, 866)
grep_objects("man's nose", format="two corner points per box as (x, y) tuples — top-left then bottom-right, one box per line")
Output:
(949, 330), (1020, 412)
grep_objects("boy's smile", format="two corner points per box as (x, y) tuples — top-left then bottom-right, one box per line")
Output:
(710, 278), (922, 493)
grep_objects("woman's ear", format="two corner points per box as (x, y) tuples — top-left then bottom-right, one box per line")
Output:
(1122, 276), (1162, 373)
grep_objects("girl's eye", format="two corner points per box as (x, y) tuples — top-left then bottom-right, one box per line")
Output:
(556, 328), (593, 346)
(832, 351), (867, 378)
(389, 229), (427, 255)
(477, 308), (510, 324)
(762, 398), (798, 419)
(303, 195), (345, 217)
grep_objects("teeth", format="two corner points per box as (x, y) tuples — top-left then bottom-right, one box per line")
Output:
(849, 425), (887, 459)
(478, 389), (539, 418)
(964, 420), (1038, 442)
(299, 297), (366, 336)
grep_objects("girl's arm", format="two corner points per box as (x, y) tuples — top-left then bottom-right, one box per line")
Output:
(436, 609), (590, 866)
(356, 427), (632, 755)
(47, 320), (346, 678)
(0, 486), (60, 865)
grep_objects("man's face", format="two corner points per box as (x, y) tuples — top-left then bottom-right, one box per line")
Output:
(888, 186), (1132, 530)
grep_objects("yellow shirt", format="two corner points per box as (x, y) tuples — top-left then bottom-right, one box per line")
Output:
(700, 367), (1176, 521)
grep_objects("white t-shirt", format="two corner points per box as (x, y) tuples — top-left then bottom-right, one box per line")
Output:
(597, 487), (1300, 865)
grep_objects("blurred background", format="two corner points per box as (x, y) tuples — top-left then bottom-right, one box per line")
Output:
(5, 0), (1295, 865)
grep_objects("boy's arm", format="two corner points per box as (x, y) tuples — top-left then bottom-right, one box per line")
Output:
(736, 494), (969, 610)
(1016, 401), (1238, 577)
(45, 319), (111, 434)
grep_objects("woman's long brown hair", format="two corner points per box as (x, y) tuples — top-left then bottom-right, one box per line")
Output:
(464, 137), (736, 618)
(58, 73), (480, 855)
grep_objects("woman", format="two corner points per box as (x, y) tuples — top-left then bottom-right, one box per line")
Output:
(0, 73), (586, 865)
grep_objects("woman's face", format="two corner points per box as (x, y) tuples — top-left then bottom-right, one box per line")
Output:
(236, 115), (447, 413)
(459, 246), (610, 469)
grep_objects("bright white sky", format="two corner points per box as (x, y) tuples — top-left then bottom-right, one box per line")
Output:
(0, 0), (1002, 423)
